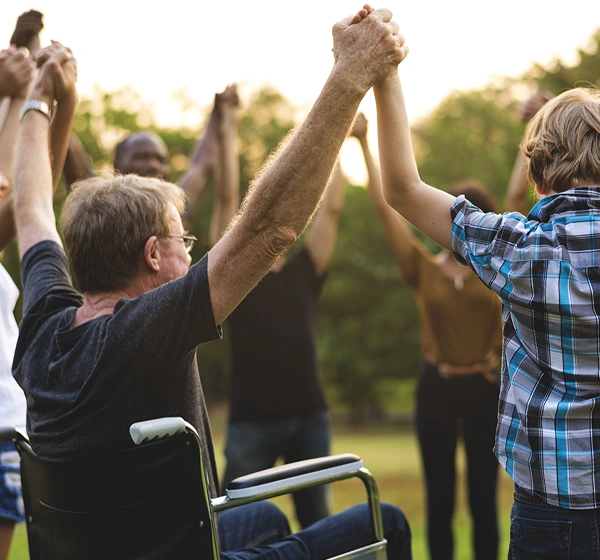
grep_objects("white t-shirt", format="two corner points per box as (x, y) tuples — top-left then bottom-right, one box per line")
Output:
(0, 263), (26, 430)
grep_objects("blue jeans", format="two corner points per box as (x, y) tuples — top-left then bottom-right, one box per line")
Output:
(0, 440), (24, 523)
(218, 501), (412, 560)
(509, 484), (600, 559)
(223, 411), (331, 528)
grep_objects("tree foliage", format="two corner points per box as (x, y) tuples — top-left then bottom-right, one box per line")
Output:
(413, 89), (524, 206)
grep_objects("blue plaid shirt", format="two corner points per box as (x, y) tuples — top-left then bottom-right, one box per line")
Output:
(451, 187), (600, 509)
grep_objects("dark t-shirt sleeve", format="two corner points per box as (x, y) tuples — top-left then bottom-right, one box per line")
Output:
(21, 240), (83, 317)
(110, 254), (222, 359)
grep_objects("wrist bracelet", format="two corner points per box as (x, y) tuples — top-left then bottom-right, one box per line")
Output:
(19, 99), (52, 122)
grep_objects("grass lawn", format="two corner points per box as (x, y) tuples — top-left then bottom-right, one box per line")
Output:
(8, 409), (514, 560)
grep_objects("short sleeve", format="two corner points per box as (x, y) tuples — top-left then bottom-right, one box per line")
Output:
(109, 253), (222, 359)
(20, 241), (83, 320)
(451, 195), (532, 289)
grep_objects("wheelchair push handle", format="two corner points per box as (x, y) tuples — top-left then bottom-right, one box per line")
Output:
(0, 426), (28, 443)
(129, 417), (189, 444)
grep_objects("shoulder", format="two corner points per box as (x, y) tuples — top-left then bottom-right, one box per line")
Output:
(21, 241), (82, 318)
(451, 196), (528, 259)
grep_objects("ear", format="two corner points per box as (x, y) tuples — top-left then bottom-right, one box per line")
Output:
(142, 236), (161, 272)
(534, 183), (549, 198)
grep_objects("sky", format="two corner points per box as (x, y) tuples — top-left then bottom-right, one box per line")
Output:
(2, 0), (600, 182)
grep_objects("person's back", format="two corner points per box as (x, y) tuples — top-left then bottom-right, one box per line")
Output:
(14, 238), (219, 476)
(448, 90), (600, 508)
(373, 61), (600, 555)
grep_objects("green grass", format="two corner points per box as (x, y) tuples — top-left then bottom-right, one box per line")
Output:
(8, 412), (514, 560)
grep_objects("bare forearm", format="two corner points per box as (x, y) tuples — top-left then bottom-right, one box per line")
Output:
(241, 71), (362, 238)
(50, 96), (77, 190)
(373, 73), (421, 203)
(322, 162), (345, 215)
(208, 69), (365, 324)
(0, 197), (16, 251)
(304, 162), (346, 275)
(504, 150), (530, 214)
(15, 110), (61, 258)
(0, 98), (25, 186)
(179, 105), (220, 208)
(209, 111), (240, 245)
(374, 73), (455, 250)
(63, 133), (93, 187)
(359, 135), (387, 211)
(358, 133), (417, 266)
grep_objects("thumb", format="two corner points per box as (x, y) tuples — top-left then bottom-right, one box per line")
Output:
(371, 8), (393, 23)
(335, 13), (359, 30)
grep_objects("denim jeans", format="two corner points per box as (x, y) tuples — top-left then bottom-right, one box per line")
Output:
(218, 500), (412, 560)
(0, 440), (24, 523)
(223, 411), (331, 528)
(509, 484), (600, 559)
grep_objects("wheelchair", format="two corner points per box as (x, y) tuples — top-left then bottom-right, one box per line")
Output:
(0, 417), (387, 559)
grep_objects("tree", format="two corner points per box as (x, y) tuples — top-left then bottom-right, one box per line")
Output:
(526, 28), (600, 94)
(412, 88), (524, 206)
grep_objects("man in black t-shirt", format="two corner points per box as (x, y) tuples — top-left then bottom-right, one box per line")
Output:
(212, 96), (346, 526)
(13, 10), (413, 559)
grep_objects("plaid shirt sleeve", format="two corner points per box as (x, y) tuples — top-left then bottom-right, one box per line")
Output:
(450, 195), (528, 292)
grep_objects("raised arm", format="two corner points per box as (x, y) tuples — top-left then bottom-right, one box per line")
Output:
(63, 132), (94, 189)
(350, 111), (420, 275)
(0, 46), (35, 250)
(207, 6), (408, 325)
(36, 43), (80, 192)
(209, 84), (241, 246)
(374, 72), (456, 250)
(14, 43), (77, 258)
(0, 47), (35, 185)
(177, 89), (223, 213)
(10, 9), (44, 58)
(304, 159), (346, 277)
(504, 91), (553, 214)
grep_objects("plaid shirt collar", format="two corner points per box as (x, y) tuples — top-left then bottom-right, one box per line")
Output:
(528, 186), (600, 222)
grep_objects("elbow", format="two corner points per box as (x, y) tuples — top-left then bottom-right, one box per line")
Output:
(382, 178), (421, 214)
(382, 188), (402, 213)
(255, 223), (298, 261)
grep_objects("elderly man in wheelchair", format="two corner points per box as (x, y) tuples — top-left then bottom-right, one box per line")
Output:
(4, 6), (413, 559)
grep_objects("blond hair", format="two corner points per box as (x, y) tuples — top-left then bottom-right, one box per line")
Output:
(60, 173), (186, 292)
(522, 87), (600, 194)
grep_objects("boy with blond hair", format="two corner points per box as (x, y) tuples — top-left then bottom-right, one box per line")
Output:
(370, 12), (600, 554)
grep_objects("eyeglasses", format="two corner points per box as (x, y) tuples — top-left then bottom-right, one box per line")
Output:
(165, 234), (197, 254)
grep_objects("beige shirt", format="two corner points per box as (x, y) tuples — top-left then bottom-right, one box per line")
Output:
(402, 241), (502, 366)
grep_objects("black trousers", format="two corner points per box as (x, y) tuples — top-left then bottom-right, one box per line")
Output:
(415, 360), (500, 560)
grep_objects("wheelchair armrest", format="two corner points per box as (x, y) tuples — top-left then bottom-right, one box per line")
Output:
(129, 417), (188, 444)
(0, 426), (28, 443)
(225, 454), (363, 499)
